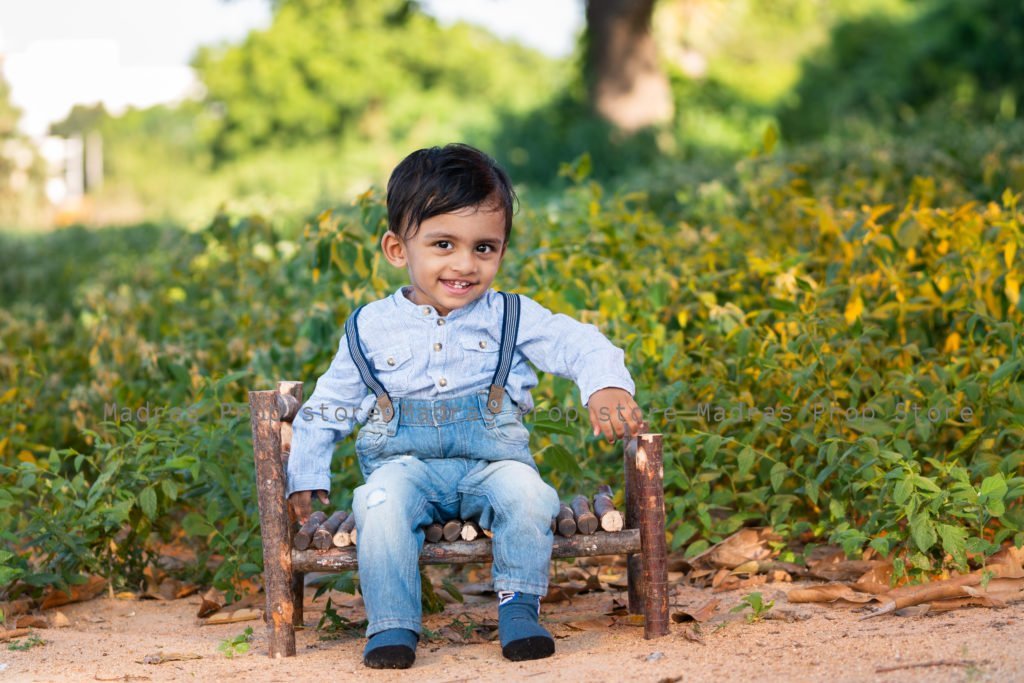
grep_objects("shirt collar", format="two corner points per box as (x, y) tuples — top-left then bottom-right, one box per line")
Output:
(392, 285), (488, 321)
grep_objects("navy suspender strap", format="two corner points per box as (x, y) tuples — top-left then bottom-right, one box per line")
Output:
(487, 291), (521, 414)
(344, 305), (395, 423)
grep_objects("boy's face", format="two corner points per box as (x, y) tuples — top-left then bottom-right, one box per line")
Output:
(381, 203), (508, 317)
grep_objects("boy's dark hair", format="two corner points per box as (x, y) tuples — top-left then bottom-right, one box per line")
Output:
(386, 143), (518, 242)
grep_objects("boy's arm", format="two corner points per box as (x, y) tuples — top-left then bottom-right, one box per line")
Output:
(286, 332), (369, 498)
(514, 295), (636, 407)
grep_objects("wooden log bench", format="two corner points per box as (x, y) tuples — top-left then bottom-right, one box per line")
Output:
(250, 380), (668, 658)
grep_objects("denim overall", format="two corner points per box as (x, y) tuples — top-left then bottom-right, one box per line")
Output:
(347, 292), (561, 637)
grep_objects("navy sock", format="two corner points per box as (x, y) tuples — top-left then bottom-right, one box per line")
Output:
(363, 628), (418, 669)
(498, 591), (555, 661)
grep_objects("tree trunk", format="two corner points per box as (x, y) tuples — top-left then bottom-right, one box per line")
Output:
(586, 0), (673, 131)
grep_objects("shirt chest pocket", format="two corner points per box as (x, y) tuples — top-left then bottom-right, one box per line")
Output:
(369, 344), (414, 387)
(460, 336), (500, 360)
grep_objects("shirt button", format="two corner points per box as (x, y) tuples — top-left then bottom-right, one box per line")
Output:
(422, 307), (430, 315)
(433, 342), (442, 351)
(478, 340), (487, 349)
(439, 377), (447, 387)
(386, 357), (396, 366)
(437, 319), (446, 326)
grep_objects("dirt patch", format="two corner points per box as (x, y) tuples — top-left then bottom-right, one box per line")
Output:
(2, 578), (1022, 682)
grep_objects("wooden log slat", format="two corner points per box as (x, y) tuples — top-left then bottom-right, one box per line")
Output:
(332, 513), (356, 548)
(571, 494), (599, 535)
(314, 511), (348, 550)
(460, 521), (483, 542)
(556, 503), (577, 537)
(292, 528), (642, 572)
(424, 522), (444, 543)
(293, 511), (327, 551)
(249, 389), (295, 658)
(593, 485), (624, 532)
(442, 520), (462, 542)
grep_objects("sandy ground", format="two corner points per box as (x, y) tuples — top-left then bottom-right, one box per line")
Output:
(2, 575), (1022, 683)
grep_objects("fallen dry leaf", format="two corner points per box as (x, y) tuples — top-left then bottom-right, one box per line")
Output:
(40, 575), (107, 610)
(686, 528), (779, 571)
(809, 560), (887, 583)
(680, 624), (705, 644)
(787, 583), (875, 604)
(671, 598), (720, 623)
(617, 614), (645, 627)
(196, 598), (221, 619)
(14, 615), (48, 629)
(854, 563), (895, 594)
(564, 616), (615, 631)
(860, 563), (1024, 619)
(51, 611), (71, 628)
(0, 599), (33, 619)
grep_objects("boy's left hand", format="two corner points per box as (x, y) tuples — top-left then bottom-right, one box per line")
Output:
(587, 388), (645, 443)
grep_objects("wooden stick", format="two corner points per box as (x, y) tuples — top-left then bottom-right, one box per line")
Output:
(876, 660), (979, 674)
(460, 521), (483, 542)
(0, 628), (32, 642)
(425, 522), (444, 543)
(571, 494), (599, 535)
(332, 513), (356, 547)
(313, 511), (347, 550)
(593, 485), (624, 532)
(442, 520), (463, 542)
(249, 389), (295, 658)
(556, 503), (577, 537)
(293, 510), (326, 551)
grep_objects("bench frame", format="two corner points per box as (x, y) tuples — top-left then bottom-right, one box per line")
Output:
(249, 380), (668, 658)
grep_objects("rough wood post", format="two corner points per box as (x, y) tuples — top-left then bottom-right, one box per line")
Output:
(624, 433), (644, 615)
(637, 432), (668, 638)
(250, 389), (294, 658)
(278, 380), (304, 628)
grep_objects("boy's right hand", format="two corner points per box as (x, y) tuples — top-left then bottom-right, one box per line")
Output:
(288, 489), (329, 525)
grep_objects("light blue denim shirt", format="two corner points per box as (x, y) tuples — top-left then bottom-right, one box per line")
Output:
(285, 285), (636, 496)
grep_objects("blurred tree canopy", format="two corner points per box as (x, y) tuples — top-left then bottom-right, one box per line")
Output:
(781, 0), (1024, 138)
(194, 0), (559, 163)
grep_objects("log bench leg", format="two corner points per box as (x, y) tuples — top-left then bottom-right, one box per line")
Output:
(625, 431), (668, 638)
(637, 433), (668, 638)
(278, 381), (305, 629)
(250, 390), (296, 657)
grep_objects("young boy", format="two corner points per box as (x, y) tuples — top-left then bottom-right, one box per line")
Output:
(286, 143), (644, 669)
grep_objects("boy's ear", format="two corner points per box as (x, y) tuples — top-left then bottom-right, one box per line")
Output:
(380, 230), (407, 267)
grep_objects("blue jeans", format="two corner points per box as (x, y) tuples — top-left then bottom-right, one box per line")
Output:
(351, 390), (561, 637)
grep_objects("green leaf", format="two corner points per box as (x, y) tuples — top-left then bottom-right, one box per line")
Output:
(770, 462), (788, 492)
(893, 477), (913, 505)
(183, 512), (215, 537)
(910, 514), (937, 553)
(542, 444), (582, 478)
(737, 447), (755, 477)
(937, 524), (967, 565)
(980, 474), (1008, 499)
(529, 418), (577, 436)
(139, 486), (157, 520)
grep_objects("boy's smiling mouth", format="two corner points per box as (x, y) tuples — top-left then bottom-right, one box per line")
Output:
(441, 278), (475, 294)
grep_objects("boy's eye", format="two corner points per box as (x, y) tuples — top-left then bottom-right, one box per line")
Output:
(476, 244), (494, 253)
(434, 240), (451, 249)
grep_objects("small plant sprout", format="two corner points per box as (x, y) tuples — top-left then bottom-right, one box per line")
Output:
(217, 626), (253, 658)
(731, 592), (774, 623)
